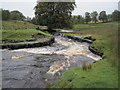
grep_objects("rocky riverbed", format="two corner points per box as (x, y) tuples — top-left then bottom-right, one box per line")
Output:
(2, 36), (102, 88)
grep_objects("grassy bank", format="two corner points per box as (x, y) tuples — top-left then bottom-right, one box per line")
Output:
(1, 29), (52, 43)
(2, 20), (47, 30)
(50, 60), (118, 88)
(1, 20), (51, 43)
(49, 22), (118, 88)
(64, 22), (118, 66)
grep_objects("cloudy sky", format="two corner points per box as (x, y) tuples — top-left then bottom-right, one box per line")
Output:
(1, 0), (119, 18)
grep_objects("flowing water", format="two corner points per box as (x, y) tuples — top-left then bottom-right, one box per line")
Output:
(2, 36), (102, 88)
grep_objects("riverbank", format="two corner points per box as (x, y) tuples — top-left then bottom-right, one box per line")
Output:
(49, 22), (118, 88)
(0, 37), (55, 49)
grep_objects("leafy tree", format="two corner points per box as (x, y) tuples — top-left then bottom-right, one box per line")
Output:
(71, 15), (84, 24)
(85, 12), (91, 24)
(31, 17), (38, 25)
(77, 15), (84, 24)
(72, 15), (77, 24)
(99, 11), (108, 22)
(2, 9), (10, 20)
(91, 11), (98, 23)
(10, 10), (25, 20)
(111, 10), (120, 21)
(107, 14), (112, 21)
(34, 2), (76, 30)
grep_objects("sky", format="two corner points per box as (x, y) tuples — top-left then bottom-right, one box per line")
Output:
(1, 0), (119, 18)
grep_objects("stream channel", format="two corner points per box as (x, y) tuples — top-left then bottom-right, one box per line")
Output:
(2, 35), (102, 88)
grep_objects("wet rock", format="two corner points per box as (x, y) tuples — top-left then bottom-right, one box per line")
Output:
(89, 46), (103, 57)
(26, 38), (36, 42)
(0, 37), (55, 49)
(84, 36), (96, 41)
(70, 54), (94, 67)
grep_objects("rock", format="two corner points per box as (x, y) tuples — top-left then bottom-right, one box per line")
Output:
(26, 38), (36, 42)
(89, 46), (103, 57)
(0, 37), (55, 49)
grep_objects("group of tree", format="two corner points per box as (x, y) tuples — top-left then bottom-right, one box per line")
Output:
(32, 3), (120, 28)
(85, 11), (107, 24)
(1, 9), (30, 21)
(84, 10), (120, 24)
(33, 2), (76, 30)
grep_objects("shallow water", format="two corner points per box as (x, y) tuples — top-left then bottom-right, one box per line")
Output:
(2, 36), (102, 88)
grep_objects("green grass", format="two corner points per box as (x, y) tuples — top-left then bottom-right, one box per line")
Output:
(49, 22), (119, 88)
(1, 20), (50, 43)
(2, 20), (47, 30)
(50, 60), (118, 88)
(64, 22), (118, 66)
(1, 29), (52, 42)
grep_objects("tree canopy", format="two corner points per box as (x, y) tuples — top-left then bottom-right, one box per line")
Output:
(71, 15), (84, 24)
(91, 11), (98, 23)
(34, 2), (76, 30)
(10, 10), (25, 20)
(99, 11), (108, 22)
(111, 10), (120, 21)
(2, 9), (10, 20)
(1, 9), (26, 21)
(85, 12), (91, 24)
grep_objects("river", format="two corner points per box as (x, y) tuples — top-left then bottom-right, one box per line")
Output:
(2, 36), (102, 88)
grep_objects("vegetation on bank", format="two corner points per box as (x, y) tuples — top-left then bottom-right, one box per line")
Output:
(1, 29), (52, 43)
(64, 22), (118, 66)
(50, 60), (118, 88)
(1, 20), (50, 44)
(2, 20), (47, 30)
(49, 22), (118, 88)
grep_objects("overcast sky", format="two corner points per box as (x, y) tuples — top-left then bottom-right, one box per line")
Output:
(1, 0), (119, 18)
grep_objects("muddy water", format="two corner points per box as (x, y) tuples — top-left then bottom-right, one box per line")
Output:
(2, 36), (102, 88)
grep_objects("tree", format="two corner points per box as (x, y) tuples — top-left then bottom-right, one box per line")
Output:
(31, 17), (38, 25)
(111, 10), (120, 21)
(107, 14), (112, 21)
(34, 2), (76, 30)
(99, 11), (108, 22)
(10, 10), (25, 20)
(85, 12), (91, 24)
(26, 16), (31, 22)
(71, 15), (84, 24)
(2, 9), (10, 20)
(77, 15), (84, 24)
(71, 15), (77, 24)
(91, 11), (98, 23)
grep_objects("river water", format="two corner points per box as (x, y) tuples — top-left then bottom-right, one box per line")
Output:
(2, 36), (102, 88)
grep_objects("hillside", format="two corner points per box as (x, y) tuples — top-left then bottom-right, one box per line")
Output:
(2, 20), (47, 30)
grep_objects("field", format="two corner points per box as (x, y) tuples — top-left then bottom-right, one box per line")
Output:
(49, 22), (119, 88)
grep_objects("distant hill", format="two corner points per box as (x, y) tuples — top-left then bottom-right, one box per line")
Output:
(2, 20), (47, 30)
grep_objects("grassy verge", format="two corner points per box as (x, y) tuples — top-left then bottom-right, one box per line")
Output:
(49, 22), (118, 88)
(50, 60), (118, 88)
(1, 29), (52, 43)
